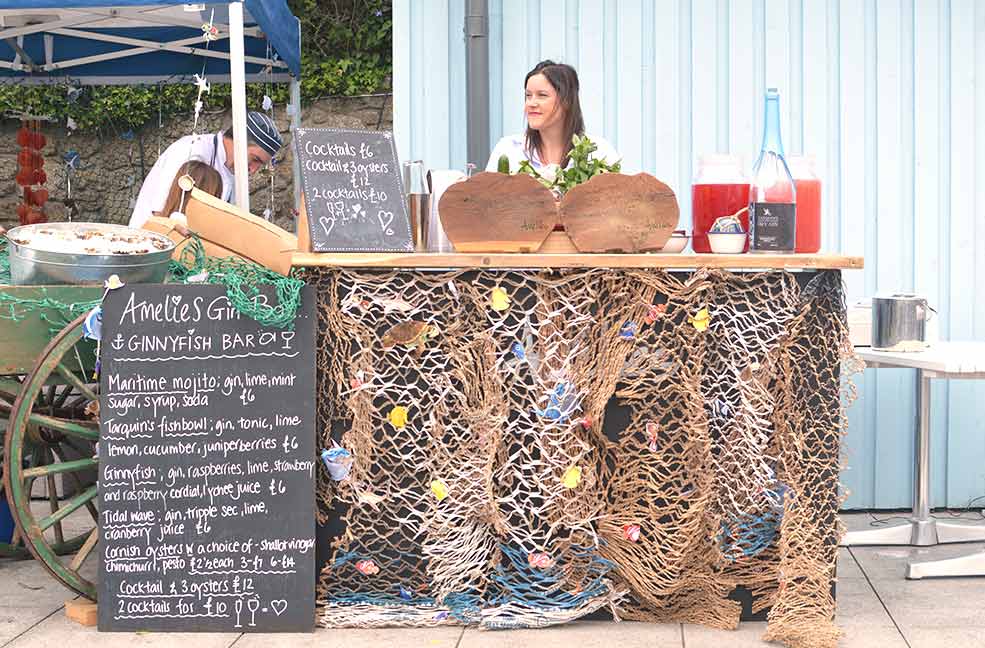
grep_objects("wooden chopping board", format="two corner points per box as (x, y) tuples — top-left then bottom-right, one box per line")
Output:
(438, 172), (558, 252)
(560, 173), (679, 252)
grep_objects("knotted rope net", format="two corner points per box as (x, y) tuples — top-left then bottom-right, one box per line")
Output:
(168, 234), (304, 330)
(303, 266), (860, 648)
(0, 234), (303, 330)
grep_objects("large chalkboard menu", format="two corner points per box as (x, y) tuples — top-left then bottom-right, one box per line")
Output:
(294, 127), (414, 252)
(98, 285), (316, 633)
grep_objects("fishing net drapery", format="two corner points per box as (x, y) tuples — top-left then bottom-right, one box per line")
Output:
(304, 266), (860, 648)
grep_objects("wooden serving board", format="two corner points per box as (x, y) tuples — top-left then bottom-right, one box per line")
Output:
(438, 172), (558, 252)
(560, 173), (679, 252)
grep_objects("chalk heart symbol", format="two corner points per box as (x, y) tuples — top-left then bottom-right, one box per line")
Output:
(318, 215), (335, 237)
(377, 210), (394, 235)
(270, 600), (288, 616)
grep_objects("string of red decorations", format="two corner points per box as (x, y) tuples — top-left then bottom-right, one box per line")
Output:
(15, 120), (48, 225)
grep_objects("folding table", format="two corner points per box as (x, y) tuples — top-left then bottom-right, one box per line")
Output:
(840, 342), (985, 579)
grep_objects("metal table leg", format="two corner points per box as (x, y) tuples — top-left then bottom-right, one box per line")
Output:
(907, 551), (985, 579)
(842, 370), (985, 548)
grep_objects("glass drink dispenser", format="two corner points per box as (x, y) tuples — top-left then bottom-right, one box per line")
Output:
(691, 154), (750, 253)
(787, 155), (822, 253)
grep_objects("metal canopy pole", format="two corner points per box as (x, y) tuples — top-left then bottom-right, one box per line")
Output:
(465, 0), (489, 169)
(290, 77), (302, 211)
(228, 0), (250, 213)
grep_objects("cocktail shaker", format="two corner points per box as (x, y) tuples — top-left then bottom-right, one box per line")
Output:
(402, 161), (430, 251)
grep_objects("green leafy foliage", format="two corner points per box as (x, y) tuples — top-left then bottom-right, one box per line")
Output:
(294, 0), (392, 97)
(517, 134), (622, 195)
(0, 1), (392, 132)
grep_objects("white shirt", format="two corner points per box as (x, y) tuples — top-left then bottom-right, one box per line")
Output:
(484, 133), (621, 173)
(128, 131), (235, 228)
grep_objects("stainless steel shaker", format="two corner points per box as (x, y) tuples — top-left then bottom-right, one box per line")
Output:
(402, 161), (430, 251)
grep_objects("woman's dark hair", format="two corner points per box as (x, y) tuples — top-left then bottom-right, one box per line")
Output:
(524, 60), (585, 166)
(156, 160), (223, 218)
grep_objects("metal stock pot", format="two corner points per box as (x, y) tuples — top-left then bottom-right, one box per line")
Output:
(872, 293), (934, 352)
(6, 222), (174, 286)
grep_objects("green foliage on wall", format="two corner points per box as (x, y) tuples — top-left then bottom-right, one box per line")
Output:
(0, 0), (391, 132)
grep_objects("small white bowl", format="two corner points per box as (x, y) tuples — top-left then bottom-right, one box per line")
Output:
(707, 232), (747, 254)
(659, 234), (689, 254)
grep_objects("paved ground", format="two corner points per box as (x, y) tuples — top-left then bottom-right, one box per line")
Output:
(3, 513), (985, 647)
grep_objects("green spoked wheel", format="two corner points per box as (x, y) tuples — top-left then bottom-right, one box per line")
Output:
(1, 385), (43, 560)
(3, 313), (100, 600)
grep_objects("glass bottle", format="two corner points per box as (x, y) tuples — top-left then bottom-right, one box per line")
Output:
(749, 88), (796, 253)
(787, 155), (822, 253)
(691, 155), (750, 253)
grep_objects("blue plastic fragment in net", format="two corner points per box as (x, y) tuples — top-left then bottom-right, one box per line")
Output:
(486, 543), (613, 611)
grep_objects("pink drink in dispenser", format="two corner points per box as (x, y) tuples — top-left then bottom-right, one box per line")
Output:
(787, 156), (822, 253)
(692, 155), (750, 253)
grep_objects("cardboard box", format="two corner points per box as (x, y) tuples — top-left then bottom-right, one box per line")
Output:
(183, 189), (297, 275)
(143, 189), (297, 276)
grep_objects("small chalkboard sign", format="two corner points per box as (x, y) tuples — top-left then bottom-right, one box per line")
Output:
(294, 127), (413, 252)
(98, 285), (316, 633)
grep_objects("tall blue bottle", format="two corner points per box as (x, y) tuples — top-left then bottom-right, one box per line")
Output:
(749, 88), (797, 253)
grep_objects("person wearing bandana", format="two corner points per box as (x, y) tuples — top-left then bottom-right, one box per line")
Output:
(129, 111), (284, 228)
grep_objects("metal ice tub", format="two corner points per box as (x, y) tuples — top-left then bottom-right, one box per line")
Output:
(6, 222), (174, 286)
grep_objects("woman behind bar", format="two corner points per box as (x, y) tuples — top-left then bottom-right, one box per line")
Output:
(485, 60), (620, 173)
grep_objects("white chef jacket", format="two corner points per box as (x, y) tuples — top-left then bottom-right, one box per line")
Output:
(128, 131), (235, 228)
(484, 133), (621, 173)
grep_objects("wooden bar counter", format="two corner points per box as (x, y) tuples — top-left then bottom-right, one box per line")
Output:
(292, 251), (863, 270)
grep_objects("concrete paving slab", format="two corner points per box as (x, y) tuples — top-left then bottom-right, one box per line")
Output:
(459, 620), (681, 648)
(234, 626), (464, 648)
(837, 547), (866, 580)
(840, 511), (880, 532)
(841, 511), (985, 534)
(2, 610), (241, 648)
(902, 626), (985, 648)
(873, 576), (985, 629)
(837, 625), (909, 648)
(840, 511), (911, 533)
(835, 575), (894, 628)
(0, 559), (74, 645)
(683, 622), (770, 648)
(685, 620), (908, 648)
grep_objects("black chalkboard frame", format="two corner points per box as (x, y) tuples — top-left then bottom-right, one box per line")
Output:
(294, 127), (414, 253)
(97, 285), (317, 633)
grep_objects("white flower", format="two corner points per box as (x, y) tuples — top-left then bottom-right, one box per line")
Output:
(540, 163), (561, 184)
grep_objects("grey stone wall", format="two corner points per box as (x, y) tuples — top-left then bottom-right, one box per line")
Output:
(0, 94), (392, 234)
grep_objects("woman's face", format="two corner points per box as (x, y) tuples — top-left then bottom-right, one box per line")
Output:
(525, 73), (564, 132)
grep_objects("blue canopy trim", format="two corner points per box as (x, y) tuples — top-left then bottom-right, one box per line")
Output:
(0, 1), (300, 83)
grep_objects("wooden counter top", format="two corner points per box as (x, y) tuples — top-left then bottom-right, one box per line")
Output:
(292, 252), (863, 270)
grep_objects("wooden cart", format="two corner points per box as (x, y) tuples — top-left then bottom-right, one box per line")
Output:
(1, 285), (102, 599)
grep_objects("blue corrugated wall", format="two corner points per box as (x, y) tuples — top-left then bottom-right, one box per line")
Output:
(393, 0), (985, 509)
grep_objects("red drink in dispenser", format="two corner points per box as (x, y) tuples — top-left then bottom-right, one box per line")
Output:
(788, 156), (821, 253)
(692, 155), (750, 253)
